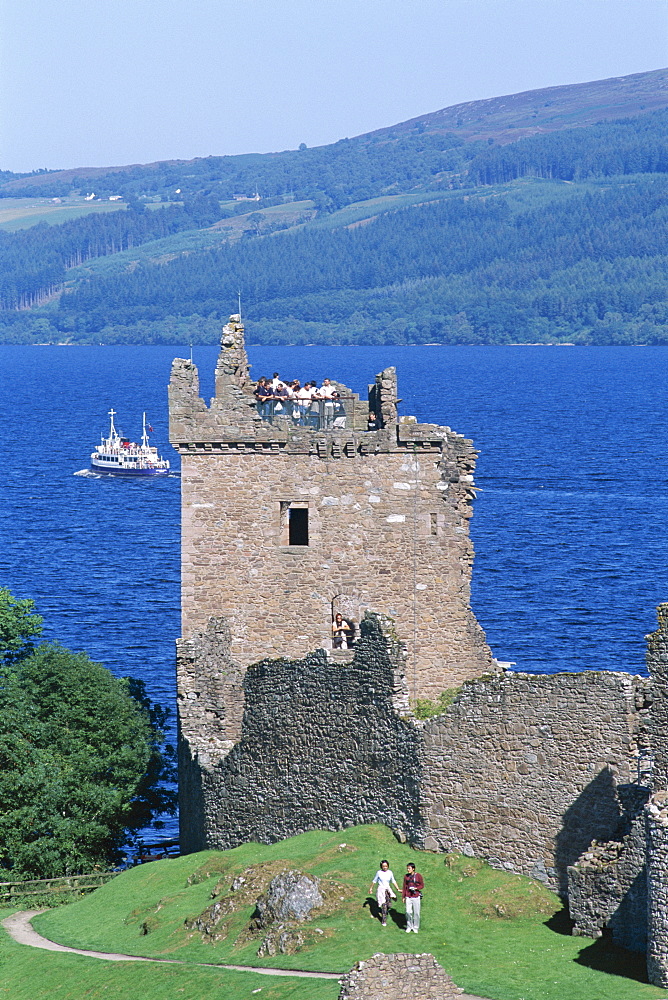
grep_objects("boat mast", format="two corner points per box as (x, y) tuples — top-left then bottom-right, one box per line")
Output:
(108, 408), (117, 440)
(142, 412), (149, 448)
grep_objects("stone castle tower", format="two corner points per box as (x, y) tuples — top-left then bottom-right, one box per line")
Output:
(169, 315), (492, 706)
(167, 320), (668, 992)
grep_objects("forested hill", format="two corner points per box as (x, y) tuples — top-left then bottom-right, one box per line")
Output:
(1, 68), (667, 346)
(2, 68), (666, 203)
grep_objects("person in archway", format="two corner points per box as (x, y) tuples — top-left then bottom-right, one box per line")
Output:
(332, 612), (352, 649)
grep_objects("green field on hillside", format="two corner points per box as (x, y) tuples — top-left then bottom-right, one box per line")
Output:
(0, 197), (126, 232)
(311, 190), (451, 229)
(30, 824), (661, 1000)
(64, 200), (316, 282)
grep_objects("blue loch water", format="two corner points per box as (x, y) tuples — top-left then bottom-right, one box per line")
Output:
(2, 344), (668, 836)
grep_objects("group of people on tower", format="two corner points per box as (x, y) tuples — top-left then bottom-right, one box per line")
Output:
(254, 372), (347, 428)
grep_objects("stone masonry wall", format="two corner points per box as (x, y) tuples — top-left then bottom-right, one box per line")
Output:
(645, 604), (668, 986)
(188, 615), (426, 851)
(566, 789), (649, 952)
(169, 322), (492, 702)
(177, 446), (488, 701)
(176, 617), (245, 853)
(338, 952), (463, 1000)
(421, 670), (648, 892)
(647, 794), (668, 987)
(648, 603), (668, 789)
(176, 612), (649, 890)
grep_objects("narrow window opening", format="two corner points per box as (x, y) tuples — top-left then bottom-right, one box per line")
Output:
(288, 507), (309, 546)
(430, 513), (438, 536)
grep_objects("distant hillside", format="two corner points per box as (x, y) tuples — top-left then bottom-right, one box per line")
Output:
(1, 69), (667, 347)
(368, 67), (668, 144)
(2, 68), (666, 203)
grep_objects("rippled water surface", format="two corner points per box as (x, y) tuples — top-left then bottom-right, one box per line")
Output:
(2, 344), (668, 834)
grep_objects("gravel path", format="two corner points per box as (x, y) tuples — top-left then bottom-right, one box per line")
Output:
(2, 910), (339, 978)
(2, 909), (489, 996)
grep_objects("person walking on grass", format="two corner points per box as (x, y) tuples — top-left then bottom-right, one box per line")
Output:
(369, 859), (399, 926)
(402, 862), (424, 934)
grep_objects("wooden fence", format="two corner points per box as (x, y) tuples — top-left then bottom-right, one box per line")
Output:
(0, 871), (118, 903)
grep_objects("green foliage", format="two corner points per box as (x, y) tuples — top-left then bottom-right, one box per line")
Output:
(2, 105), (668, 345)
(27, 172), (665, 347)
(0, 590), (175, 878)
(413, 687), (461, 719)
(469, 109), (668, 185)
(35, 824), (662, 1000)
(0, 587), (43, 663)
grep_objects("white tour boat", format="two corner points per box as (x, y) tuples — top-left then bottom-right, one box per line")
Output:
(91, 410), (170, 475)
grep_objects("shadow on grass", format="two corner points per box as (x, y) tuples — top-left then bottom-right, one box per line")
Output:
(362, 896), (408, 930)
(544, 905), (574, 936)
(545, 907), (649, 985)
(574, 932), (649, 984)
(388, 906), (408, 931)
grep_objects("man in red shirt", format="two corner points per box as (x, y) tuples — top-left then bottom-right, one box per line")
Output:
(402, 862), (424, 933)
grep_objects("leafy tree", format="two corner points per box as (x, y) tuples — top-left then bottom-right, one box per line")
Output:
(0, 587), (43, 663)
(0, 591), (175, 878)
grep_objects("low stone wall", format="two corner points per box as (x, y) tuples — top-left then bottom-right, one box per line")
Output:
(421, 670), (648, 891)
(338, 952), (463, 1000)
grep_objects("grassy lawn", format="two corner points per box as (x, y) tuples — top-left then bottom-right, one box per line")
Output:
(32, 825), (663, 1000)
(0, 914), (337, 1000)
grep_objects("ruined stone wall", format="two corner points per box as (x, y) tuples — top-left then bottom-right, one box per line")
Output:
(647, 795), (668, 986)
(648, 603), (668, 789)
(185, 615), (425, 851)
(566, 789), (649, 952)
(645, 604), (668, 986)
(177, 612), (649, 889)
(338, 952), (463, 1000)
(176, 617), (245, 852)
(421, 670), (647, 892)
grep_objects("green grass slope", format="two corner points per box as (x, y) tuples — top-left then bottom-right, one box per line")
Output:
(33, 825), (661, 1000)
(0, 197), (126, 232)
(0, 912), (334, 1000)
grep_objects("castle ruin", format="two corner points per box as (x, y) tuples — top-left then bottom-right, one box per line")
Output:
(169, 316), (668, 987)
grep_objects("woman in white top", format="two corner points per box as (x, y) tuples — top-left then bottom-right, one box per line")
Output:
(368, 859), (399, 926)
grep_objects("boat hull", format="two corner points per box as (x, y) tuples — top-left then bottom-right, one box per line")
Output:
(91, 462), (170, 476)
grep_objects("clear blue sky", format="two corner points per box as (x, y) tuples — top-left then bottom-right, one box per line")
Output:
(1, 0), (667, 173)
